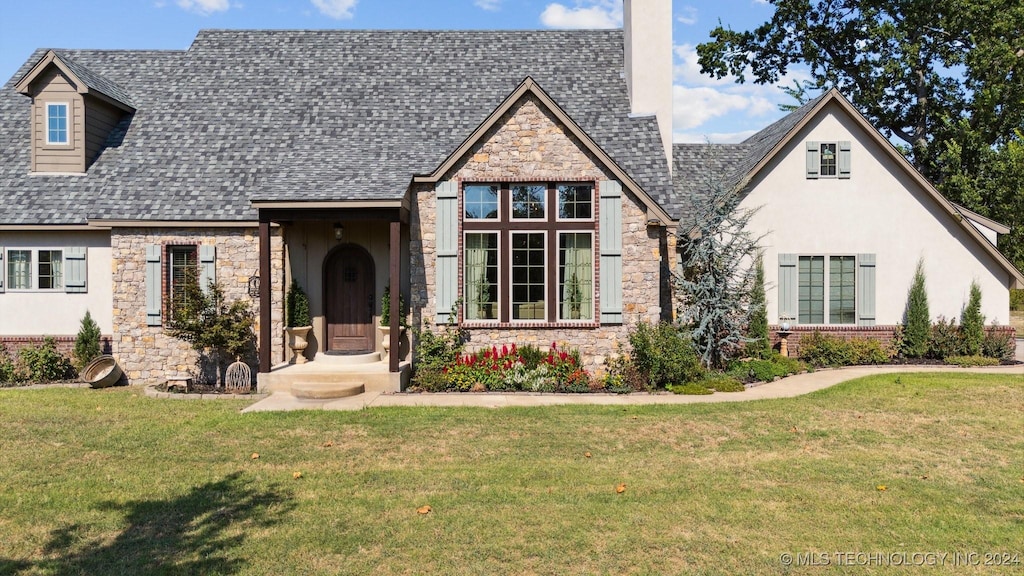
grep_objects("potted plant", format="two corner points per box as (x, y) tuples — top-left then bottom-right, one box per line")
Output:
(379, 286), (408, 356)
(286, 279), (312, 364)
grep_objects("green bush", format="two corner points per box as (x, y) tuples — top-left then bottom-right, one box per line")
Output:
(799, 332), (891, 367)
(412, 303), (467, 374)
(702, 374), (746, 392)
(285, 280), (311, 327)
(19, 337), (75, 383)
(944, 355), (1000, 367)
(745, 256), (771, 359)
(729, 353), (806, 382)
(73, 310), (103, 372)
(0, 344), (20, 384)
(928, 317), (965, 359)
(960, 281), (985, 356)
(666, 383), (713, 395)
(902, 259), (931, 357)
(517, 344), (547, 369)
(602, 351), (647, 392)
(629, 321), (704, 388)
(1011, 289), (1024, 311)
(982, 329), (1016, 361)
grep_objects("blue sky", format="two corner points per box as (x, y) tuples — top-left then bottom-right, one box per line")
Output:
(0, 0), (804, 142)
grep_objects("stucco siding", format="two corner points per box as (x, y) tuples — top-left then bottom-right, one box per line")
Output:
(0, 230), (113, 336)
(742, 101), (1013, 327)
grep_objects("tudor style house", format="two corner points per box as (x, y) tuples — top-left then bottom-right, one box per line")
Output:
(0, 0), (1019, 392)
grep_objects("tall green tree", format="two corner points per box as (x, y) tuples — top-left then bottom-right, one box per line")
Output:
(745, 256), (770, 359)
(698, 0), (1024, 269)
(960, 280), (985, 356)
(902, 259), (930, 358)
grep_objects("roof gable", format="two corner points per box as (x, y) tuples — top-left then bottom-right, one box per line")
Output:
(417, 76), (672, 224)
(676, 88), (1024, 288)
(15, 50), (135, 111)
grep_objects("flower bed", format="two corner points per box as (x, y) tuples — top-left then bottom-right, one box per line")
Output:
(412, 343), (596, 393)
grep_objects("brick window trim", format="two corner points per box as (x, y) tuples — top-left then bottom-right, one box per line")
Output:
(455, 178), (604, 327)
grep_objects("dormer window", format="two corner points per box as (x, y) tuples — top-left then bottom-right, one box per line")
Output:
(45, 103), (69, 145)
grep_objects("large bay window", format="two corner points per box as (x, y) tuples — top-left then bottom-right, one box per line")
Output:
(462, 182), (596, 323)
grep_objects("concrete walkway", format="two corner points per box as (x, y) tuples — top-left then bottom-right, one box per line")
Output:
(240, 364), (1024, 413)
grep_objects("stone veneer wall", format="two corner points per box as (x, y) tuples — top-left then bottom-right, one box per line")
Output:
(111, 228), (284, 384)
(410, 95), (669, 372)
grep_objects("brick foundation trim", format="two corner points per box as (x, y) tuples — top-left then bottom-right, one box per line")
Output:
(769, 325), (1016, 358)
(0, 336), (113, 359)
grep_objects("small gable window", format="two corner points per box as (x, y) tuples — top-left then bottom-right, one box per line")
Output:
(46, 103), (69, 145)
(806, 140), (851, 179)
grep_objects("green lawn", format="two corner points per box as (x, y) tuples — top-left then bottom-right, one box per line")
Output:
(1, 374), (1022, 575)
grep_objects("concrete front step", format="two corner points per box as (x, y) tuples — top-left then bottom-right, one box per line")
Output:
(314, 351), (381, 365)
(291, 381), (365, 400)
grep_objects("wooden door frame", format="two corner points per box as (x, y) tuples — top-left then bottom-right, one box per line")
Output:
(322, 243), (376, 353)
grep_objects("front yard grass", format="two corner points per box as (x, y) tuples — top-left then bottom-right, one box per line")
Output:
(1, 373), (1022, 575)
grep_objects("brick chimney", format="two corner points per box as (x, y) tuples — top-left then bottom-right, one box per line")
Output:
(623, 0), (673, 169)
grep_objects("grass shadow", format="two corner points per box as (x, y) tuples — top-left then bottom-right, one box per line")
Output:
(17, 472), (293, 575)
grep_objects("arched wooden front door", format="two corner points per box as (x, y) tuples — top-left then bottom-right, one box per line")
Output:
(324, 244), (375, 353)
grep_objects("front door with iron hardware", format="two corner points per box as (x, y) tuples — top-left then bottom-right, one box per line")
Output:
(324, 244), (375, 353)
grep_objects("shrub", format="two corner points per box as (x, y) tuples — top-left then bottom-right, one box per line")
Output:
(928, 316), (965, 359)
(517, 344), (547, 370)
(1011, 289), (1024, 311)
(629, 321), (704, 388)
(285, 280), (311, 327)
(602, 351), (647, 392)
(166, 269), (256, 385)
(799, 332), (892, 367)
(412, 303), (467, 374)
(944, 355), (1000, 367)
(729, 353), (807, 382)
(19, 337), (75, 383)
(745, 256), (770, 359)
(960, 281), (985, 356)
(73, 310), (103, 372)
(0, 344), (20, 384)
(702, 374), (745, 392)
(902, 259), (930, 358)
(666, 383), (713, 395)
(982, 328), (1016, 361)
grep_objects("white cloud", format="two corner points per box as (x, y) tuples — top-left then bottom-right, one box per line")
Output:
(677, 5), (698, 25)
(176, 0), (230, 14)
(475, 0), (502, 10)
(540, 1), (621, 29)
(311, 0), (357, 20)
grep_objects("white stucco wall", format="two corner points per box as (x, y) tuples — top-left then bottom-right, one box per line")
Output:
(0, 230), (113, 335)
(740, 101), (1013, 326)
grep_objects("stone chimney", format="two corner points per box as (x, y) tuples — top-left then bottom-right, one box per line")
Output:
(623, 0), (673, 169)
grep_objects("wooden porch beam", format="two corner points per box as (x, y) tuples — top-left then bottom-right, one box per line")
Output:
(258, 219), (272, 374)
(389, 221), (401, 373)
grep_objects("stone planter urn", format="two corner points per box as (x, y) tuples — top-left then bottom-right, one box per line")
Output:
(379, 326), (406, 357)
(286, 326), (312, 364)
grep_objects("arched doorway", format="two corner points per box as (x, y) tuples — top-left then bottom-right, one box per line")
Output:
(323, 244), (375, 353)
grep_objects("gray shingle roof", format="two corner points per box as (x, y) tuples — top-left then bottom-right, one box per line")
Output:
(50, 51), (137, 109)
(0, 30), (673, 225)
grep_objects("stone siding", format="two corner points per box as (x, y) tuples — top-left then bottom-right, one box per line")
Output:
(411, 94), (668, 373)
(111, 228), (284, 385)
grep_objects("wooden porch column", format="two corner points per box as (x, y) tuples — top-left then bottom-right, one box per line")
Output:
(389, 221), (401, 373)
(259, 219), (272, 374)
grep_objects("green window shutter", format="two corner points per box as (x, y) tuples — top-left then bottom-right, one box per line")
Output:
(145, 244), (162, 326)
(0, 249), (4, 293)
(435, 180), (459, 324)
(806, 141), (820, 179)
(64, 247), (87, 293)
(838, 141), (852, 179)
(857, 253), (876, 326)
(778, 254), (798, 323)
(199, 245), (216, 294)
(599, 179), (623, 324)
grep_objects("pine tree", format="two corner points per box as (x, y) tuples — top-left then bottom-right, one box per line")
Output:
(902, 259), (931, 358)
(73, 310), (103, 371)
(676, 182), (765, 370)
(745, 256), (770, 359)
(960, 280), (985, 355)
